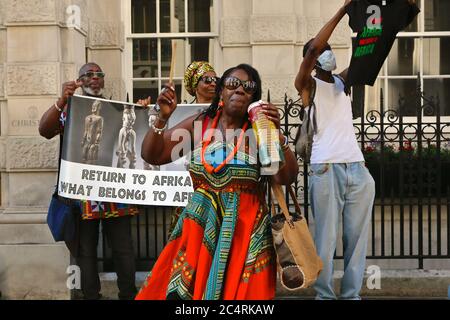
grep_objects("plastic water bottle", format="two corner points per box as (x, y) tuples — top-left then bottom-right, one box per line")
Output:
(248, 100), (285, 174)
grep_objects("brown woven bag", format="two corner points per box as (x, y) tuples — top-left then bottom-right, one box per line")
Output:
(270, 182), (323, 290)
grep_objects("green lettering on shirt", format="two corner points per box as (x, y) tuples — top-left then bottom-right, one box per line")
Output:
(361, 26), (382, 38)
(354, 24), (382, 58)
(354, 43), (376, 58)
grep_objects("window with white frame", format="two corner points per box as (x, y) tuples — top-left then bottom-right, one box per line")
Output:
(127, 0), (218, 103)
(363, 0), (450, 116)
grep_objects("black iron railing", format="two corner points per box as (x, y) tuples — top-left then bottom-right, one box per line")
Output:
(99, 77), (450, 271)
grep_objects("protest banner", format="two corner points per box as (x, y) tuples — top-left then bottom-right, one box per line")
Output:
(58, 95), (206, 206)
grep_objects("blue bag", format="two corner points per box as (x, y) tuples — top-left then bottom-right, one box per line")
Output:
(47, 190), (76, 242)
(47, 133), (78, 243)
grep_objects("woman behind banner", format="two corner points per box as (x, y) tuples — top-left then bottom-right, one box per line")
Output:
(137, 64), (299, 300)
(167, 61), (219, 234)
(39, 63), (143, 300)
(184, 60), (218, 104)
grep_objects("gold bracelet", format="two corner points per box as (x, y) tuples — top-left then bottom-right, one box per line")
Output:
(54, 103), (63, 112)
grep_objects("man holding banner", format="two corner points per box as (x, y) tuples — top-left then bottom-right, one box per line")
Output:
(39, 63), (142, 300)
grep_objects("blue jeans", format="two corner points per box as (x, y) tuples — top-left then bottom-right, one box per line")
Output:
(309, 162), (375, 300)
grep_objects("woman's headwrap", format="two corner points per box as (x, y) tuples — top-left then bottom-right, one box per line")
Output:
(184, 61), (215, 97)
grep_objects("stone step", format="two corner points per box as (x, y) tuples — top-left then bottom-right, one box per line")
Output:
(95, 269), (450, 300)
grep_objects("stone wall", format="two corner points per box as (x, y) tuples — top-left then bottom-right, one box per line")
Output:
(220, 0), (351, 103)
(87, 0), (125, 101)
(0, 0), (124, 299)
(0, 0), (359, 300)
(1, 0), (444, 300)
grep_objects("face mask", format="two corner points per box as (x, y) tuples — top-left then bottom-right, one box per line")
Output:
(316, 50), (337, 72)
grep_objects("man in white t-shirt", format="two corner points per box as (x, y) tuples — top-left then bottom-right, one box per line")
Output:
(294, 0), (375, 300)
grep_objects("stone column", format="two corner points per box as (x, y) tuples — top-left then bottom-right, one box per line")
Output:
(0, 2), (6, 206)
(250, 0), (298, 103)
(87, 0), (125, 101)
(0, 0), (88, 299)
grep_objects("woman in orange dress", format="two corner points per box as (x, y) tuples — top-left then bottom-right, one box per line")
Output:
(137, 64), (299, 300)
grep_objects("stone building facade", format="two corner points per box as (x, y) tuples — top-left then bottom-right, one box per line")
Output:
(0, 0), (352, 299)
(0, 0), (129, 299)
(0, 0), (448, 299)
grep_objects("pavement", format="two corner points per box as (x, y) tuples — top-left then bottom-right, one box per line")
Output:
(95, 269), (450, 300)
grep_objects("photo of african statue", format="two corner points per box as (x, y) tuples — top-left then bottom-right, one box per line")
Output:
(116, 105), (137, 169)
(62, 95), (210, 173)
(81, 99), (104, 164)
(143, 111), (160, 171)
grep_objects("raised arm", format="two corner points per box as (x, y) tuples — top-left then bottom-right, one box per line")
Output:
(294, 0), (352, 104)
(39, 81), (81, 139)
(141, 83), (201, 165)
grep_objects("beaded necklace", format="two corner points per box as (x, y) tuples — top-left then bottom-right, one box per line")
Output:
(201, 109), (249, 174)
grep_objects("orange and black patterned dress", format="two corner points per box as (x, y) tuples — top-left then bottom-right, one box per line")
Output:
(135, 123), (276, 300)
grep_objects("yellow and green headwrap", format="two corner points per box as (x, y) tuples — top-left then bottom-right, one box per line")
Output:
(184, 61), (215, 97)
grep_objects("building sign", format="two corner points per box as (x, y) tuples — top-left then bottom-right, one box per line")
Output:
(10, 106), (40, 128)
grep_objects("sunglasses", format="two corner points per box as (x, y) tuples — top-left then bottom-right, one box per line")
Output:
(200, 76), (219, 85)
(78, 71), (106, 80)
(223, 76), (257, 94)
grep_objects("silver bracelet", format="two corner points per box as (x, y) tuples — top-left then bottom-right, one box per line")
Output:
(54, 103), (63, 112)
(281, 135), (290, 152)
(282, 135), (288, 147)
(151, 119), (168, 135)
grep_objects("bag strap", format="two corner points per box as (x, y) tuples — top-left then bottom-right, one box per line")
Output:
(307, 78), (317, 108)
(304, 80), (317, 136)
(309, 80), (317, 135)
(270, 181), (290, 221)
(287, 184), (302, 216)
(53, 133), (64, 196)
(294, 80), (317, 146)
(54, 101), (69, 199)
(306, 103), (317, 135)
(270, 179), (303, 228)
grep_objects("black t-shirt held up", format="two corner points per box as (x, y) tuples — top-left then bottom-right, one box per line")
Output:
(345, 0), (420, 87)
